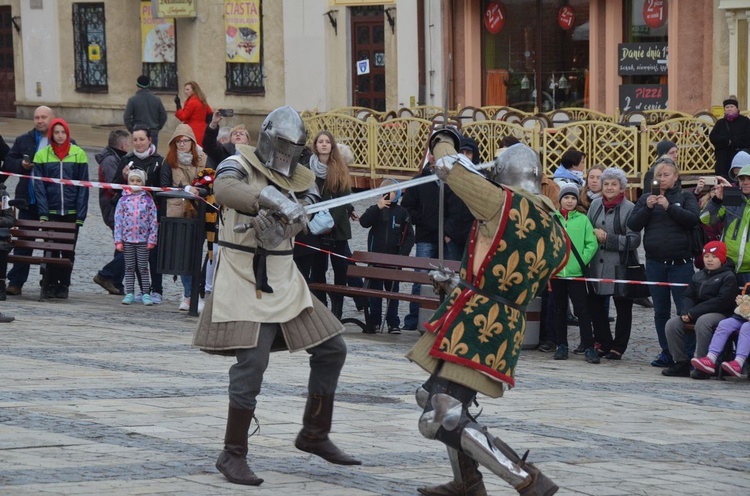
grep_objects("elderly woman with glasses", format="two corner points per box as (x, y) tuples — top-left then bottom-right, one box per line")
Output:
(628, 157), (700, 368)
(203, 109), (251, 166)
(161, 124), (207, 311)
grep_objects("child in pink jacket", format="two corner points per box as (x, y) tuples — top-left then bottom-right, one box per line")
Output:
(114, 169), (158, 305)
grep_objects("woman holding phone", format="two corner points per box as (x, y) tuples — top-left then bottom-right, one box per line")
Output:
(628, 157), (700, 368)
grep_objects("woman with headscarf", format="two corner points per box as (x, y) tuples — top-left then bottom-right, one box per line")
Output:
(32, 118), (89, 299)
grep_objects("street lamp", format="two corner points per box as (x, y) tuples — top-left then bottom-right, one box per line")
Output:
(520, 74), (530, 90)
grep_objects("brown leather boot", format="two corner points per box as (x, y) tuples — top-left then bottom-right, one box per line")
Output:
(294, 392), (361, 465)
(215, 405), (264, 486)
(418, 452), (487, 496)
(516, 462), (559, 496)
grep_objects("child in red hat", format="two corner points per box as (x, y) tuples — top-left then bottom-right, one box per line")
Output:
(692, 241), (750, 378)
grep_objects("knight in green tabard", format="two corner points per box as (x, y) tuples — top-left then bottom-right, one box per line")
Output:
(407, 132), (569, 496)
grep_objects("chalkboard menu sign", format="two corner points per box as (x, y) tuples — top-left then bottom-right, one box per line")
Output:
(619, 84), (668, 112)
(618, 42), (668, 76)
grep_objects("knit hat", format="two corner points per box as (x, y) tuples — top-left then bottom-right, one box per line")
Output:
(128, 168), (146, 184)
(558, 183), (580, 203)
(703, 240), (727, 264)
(723, 97), (739, 108)
(136, 75), (150, 89)
(656, 139), (677, 158)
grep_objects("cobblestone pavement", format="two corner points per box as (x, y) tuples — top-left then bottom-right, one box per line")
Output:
(1, 125), (749, 494)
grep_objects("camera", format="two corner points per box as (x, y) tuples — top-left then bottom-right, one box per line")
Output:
(218, 109), (234, 118)
(700, 176), (717, 186)
(723, 187), (743, 207)
(22, 154), (30, 162)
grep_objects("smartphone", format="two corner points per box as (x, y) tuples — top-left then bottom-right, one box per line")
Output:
(218, 109), (234, 117)
(22, 154), (30, 162)
(651, 180), (660, 192)
(700, 176), (717, 186)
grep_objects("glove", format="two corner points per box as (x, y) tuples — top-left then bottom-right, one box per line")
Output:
(115, 243), (123, 251)
(252, 209), (306, 249)
(257, 186), (305, 224)
(147, 243), (155, 250)
(433, 154), (477, 181)
(174, 95), (182, 109)
(429, 266), (459, 296)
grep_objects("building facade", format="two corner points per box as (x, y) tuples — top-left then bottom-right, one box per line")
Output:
(0, 0), (745, 134)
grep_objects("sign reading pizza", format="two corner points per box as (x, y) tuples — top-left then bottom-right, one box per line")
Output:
(642, 0), (667, 29)
(558, 6), (575, 30)
(484, 1), (506, 34)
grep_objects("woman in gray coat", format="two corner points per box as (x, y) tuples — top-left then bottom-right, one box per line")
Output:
(586, 168), (641, 359)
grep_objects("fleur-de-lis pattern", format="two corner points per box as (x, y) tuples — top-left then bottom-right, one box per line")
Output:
(425, 190), (568, 387)
(508, 198), (535, 239)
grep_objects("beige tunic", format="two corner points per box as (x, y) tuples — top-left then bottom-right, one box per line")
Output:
(193, 147), (344, 353)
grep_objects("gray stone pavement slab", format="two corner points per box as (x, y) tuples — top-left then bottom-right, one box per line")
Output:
(1, 294), (750, 495)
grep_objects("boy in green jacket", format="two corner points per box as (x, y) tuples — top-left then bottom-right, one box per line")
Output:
(552, 183), (599, 362)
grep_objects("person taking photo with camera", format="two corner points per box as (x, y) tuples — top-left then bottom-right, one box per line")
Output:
(701, 159), (750, 286)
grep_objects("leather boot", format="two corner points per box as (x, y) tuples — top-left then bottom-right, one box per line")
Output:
(330, 295), (344, 320)
(294, 392), (361, 465)
(0, 280), (6, 301)
(215, 405), (264, 486)
(418, 451), (487, 496)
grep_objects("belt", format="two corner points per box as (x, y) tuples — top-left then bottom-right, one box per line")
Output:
(217, 240), (293, 298)
(652, 258), (692, 266)
(458, 280), (526, 312)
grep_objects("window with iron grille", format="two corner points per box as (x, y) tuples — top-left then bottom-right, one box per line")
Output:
(225, 2), (264, 94)
(72, 3), (107, 92)
(143, 62), (177, 92)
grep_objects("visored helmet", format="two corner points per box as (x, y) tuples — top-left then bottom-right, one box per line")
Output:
(490, 143), (542, 194)
(255, 106), (307, 177)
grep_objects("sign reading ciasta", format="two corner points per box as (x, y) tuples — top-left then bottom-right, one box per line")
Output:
(619, 84), (668, 112)
(618, 42), (667, 76)
(225, 0), (261, 63)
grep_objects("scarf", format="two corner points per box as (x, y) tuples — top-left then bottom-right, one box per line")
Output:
(48, 118), (71, 161)
(177, 150), (194, 166)
(587, 189), (602, 201)
(602, 193), (625, 211)
(309, 154), (328, 179)
(134, 144), (155, 160)
(725, 110), (740, 122)
(553, 166), (584, 187)
(560, 209), (571, 220)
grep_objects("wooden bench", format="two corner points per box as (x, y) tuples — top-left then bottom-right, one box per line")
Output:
(8, 219), (78, 301)
(307, 251), (461, 332)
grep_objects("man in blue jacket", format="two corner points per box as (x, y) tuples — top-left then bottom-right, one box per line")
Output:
(2, 106), (55, 295)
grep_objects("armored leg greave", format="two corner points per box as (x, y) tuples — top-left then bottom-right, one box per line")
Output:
(417, 379), (558, 496)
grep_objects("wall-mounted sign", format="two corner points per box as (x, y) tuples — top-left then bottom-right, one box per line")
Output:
(88, 44), (101, 62)
(484, 1), (506, 34)
(356, 59), (370, 76)
(153, 0), (196, 19)
(643, 0), (667, 29)
(141, 3), (175, 63)
(225, 1), (261, 63)
(618, 42), (667, 76)
(558, 6), (575, 30)
(619, 84), (668, 112)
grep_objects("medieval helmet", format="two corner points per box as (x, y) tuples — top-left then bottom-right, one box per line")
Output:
(489, 143), (542, 194)
(255, 106), (307, 177)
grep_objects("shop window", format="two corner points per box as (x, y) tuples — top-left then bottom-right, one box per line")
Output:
(623, 0), (668, 86)
(480, 0), (589, 110)
(225, 1), (264, 94)
(140, 1), (177, 91)
(72, 3), (107, 93)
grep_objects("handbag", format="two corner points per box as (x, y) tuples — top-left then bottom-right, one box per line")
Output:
(567, 237), (595, 294)
(614, 250), (650, 299)
(309, 209), (334, 235)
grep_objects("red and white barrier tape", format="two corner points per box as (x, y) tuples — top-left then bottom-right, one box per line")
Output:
(0, 170), (183, 193)
(554, 275), (688, 287)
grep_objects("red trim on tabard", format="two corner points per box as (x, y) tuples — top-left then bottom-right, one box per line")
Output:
(424, 189), (518, 387)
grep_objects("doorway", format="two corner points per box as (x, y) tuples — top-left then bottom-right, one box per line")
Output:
(351, 6), (386, 111)
(0, 7), (15, 117)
